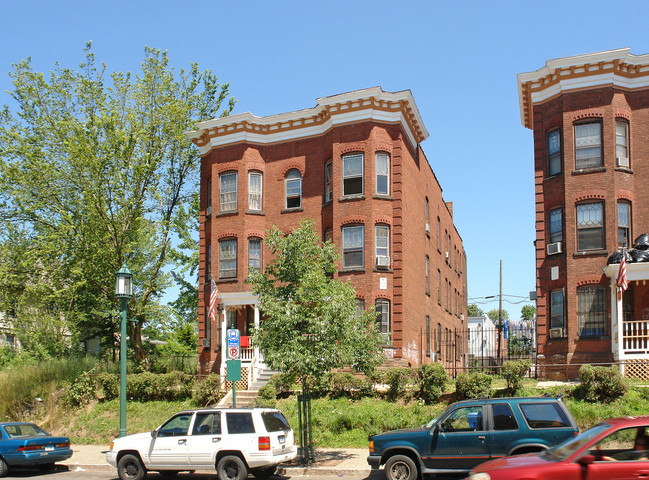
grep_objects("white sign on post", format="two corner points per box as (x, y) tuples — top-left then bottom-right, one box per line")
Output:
(227, 329), (240, 359)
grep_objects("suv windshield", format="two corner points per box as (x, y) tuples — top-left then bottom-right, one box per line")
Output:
(261, 411), (291, 432)
(544, 423), (610, 461)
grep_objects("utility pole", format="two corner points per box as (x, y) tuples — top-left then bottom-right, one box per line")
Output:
(497, 260), (503, 366)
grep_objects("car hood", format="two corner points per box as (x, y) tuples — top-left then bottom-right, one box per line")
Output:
(373, 427), (426, 438)
(113, 432), (151, 446)
(473, 453), (550, 472)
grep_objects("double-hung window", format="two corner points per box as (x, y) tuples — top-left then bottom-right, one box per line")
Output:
(285, 169), (302, 209)
(549, 208), (563, 243)
(577, 202), (604, 250)
(547, 129), (561, 176)
(220, 172), (238, 212)
(618, 202), (631, 248)
(206, 179), (212, 215)
(219, 239), (237, 279)
(248, 172), (262, 211)
(375, 225), (389, 263)
(342, 153), (363, 196)
(550, 290), (564, 329)
(577, 286), (606, 336)
(375, 152), (389, 195)
(342, 225), (364, 268)
(324, 160), (333, 203)
(248, 238), (261, 273)
(616, 120), (629, 167)
(375, 299), (391, 344)
(575, 122), (602, 169)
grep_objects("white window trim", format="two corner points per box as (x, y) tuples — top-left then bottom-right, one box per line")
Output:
(248, 171), (263, 211)
(375, 152), (390, 195)
(342, 153), (364, 196)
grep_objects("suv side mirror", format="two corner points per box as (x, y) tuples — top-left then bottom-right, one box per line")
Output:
(578, 454), (595, 466)
(151, 429), (158, 438)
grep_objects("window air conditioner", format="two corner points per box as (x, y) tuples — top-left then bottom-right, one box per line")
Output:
(549, 328), (563, 339)
(376, 255), (391, 268)
(201, 338), (211, 348)
(425, 223), (431, 234)
(547, 242), (562, 255)
(617, 156), (629, 168)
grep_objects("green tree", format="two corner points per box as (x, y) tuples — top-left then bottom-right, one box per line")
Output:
(487, 308), (509, 325)
(468, 304), (484, 317)
(520, 304), (536, 321)
(0, 43), (235, 362)
(247, 220), (385, 383)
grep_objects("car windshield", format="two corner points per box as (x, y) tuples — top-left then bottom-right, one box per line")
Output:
(4, 424), (49, 438)
(543, 423), (610, 461)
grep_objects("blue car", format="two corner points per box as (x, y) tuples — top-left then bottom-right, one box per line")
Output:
(0, 422), (73, 477)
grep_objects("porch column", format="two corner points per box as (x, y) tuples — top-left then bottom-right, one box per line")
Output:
(254, 305), (260, 358)
(219, 306), (227, 378)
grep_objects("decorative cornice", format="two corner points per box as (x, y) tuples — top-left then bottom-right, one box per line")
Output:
(187, 87), (429, 155)
(518, 48), (649, 129)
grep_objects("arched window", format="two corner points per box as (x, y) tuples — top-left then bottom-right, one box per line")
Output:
(285, 169), (302, 209)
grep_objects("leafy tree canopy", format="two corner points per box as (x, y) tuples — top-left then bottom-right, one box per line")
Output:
(467, 304), (484, 317)
(247, 220), (385, 384)
(487, 309), (509, 325)
(0, 43), (234, 362)
(520, 304), (536, 321)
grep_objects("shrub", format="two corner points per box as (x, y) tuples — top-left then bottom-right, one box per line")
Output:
(417, 363), (447, 404)
(96, 372), (119, 400)
(62, 371), (96, 407)
(329, 372), (373, 399)
(381, 368), (416, 401)
(455, 372), (492, 400)
(576, 365), (627, 403)
(127, 372), (194, 401)
(502, 360), (531, 395)
(192, 374), (222, 407)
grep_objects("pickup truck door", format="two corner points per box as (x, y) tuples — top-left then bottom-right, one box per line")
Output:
(187, 412), (223, 468)
(426, 405), (490, 470)
(149, 413), (192, 468)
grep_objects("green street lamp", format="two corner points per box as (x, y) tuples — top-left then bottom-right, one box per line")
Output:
(115, 264), (133, 438)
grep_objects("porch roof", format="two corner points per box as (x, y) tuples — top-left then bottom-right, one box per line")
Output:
(603, 262), (649, 282)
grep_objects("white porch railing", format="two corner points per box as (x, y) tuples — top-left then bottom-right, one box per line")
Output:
(623, 320), (649, 354)
(240, 346), (255, 361)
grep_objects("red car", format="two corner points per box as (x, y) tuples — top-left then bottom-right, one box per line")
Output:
(467, 416), (649, 480)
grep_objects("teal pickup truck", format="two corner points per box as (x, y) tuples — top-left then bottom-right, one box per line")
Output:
(367, 396), (578, 480)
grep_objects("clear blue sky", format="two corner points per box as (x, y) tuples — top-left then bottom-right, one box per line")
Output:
(3, 1), (649, 317)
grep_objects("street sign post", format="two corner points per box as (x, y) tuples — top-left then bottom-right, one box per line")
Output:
(226, 329), (241, 406)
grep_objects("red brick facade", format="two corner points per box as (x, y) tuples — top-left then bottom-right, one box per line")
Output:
(189, 88), (468, 376)
(518, 49), (649, 379)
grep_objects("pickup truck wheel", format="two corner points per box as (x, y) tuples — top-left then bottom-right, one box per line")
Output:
(252, 465), (277, 479)
(217, 455), (247, 480)
(385, 455), (418, 480)
(0, 458), (8, 478)
(118, 454), (147, 480)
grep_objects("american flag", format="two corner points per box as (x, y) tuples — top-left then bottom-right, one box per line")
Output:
(617, 250), (628, 292)
(209, 279), (219, 321)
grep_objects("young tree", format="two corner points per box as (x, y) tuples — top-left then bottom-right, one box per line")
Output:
(487, 309), (510, 324)
(0, 43), (235, 362)
(247, 220), (385, 382)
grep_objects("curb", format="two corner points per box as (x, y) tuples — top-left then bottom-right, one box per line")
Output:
(64, 464), (373, 476)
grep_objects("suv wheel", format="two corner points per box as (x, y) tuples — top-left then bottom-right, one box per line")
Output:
(385, 455), (418, 480)
(117, 454), (146, 480)
(217, 455), (248, 480)
(252, 465), (277, 479)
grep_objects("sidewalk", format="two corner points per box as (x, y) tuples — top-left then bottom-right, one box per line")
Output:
(62, 445), (371, 476)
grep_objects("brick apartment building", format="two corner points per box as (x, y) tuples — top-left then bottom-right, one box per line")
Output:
(518, 48), (649, 379)
(188, 87), (468, 381)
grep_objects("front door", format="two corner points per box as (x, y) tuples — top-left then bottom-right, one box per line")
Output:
(426, 405), (490, 470)
(149, 413), (192, 468)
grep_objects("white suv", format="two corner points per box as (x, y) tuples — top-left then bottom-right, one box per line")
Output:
(106, 407), (297, 480)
